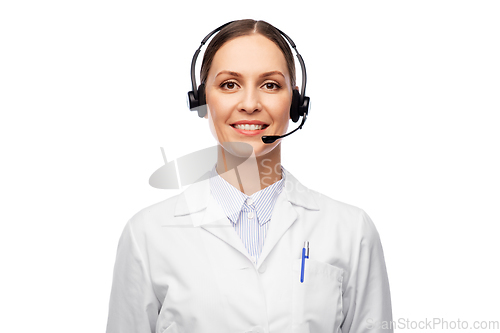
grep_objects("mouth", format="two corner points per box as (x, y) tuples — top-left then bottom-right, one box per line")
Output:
(230, 123), (269, 131)
(230, 122), (269, 136)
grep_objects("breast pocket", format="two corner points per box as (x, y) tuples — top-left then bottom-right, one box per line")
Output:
(291, 259), (343, 333)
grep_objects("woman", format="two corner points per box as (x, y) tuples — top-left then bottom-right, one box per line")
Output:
(107, 19), (392, 333)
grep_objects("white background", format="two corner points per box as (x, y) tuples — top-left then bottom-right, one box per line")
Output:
(1, 0), (499, 332)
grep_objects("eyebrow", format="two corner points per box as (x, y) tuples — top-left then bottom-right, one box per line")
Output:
(215, 70), (285, 79)
(260, 71), (285, 79)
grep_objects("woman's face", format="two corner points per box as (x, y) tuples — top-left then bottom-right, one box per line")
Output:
(205, 34), (293, 158)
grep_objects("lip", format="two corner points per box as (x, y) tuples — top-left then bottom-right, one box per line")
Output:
(230, 120), (269, 136)
(231, 125), (267, 136)
(231, 120), (269, 126)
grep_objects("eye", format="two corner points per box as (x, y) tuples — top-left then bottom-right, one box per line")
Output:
(262, 82), (281, 90)
(220, 81), (239, 90)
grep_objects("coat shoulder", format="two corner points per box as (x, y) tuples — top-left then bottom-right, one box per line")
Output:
(309, 188), (363, 215)
(305, 187), (380, 240)
(126, 193), (183, 232)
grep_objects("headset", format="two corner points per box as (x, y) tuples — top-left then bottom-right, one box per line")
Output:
(187, 21), (310, 144)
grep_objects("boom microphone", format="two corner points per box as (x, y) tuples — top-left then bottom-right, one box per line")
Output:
(261, 112), (308, 144)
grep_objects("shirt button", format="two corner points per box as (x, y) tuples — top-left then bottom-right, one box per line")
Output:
(258, 263), (267, 274)
(246, 197), (254, 205)
(248, 211), (254, 219)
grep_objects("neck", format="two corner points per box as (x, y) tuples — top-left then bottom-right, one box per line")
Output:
(216, 144), (282, 196)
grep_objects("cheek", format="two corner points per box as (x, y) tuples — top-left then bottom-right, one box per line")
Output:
(207, 111), (217, 138)
(266, 95), (292, 123)
(206, 96), (222, 124)
(206, 93), (233, 121)
(206, 96), (230, 142)
(205, 107), (217, 140)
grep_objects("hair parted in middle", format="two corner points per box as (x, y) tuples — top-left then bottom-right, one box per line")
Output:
(200, 19), (296, 88)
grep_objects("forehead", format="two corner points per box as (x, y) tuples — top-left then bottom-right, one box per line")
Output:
(209, 34), (289, 77)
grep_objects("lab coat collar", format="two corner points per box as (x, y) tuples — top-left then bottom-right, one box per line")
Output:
(172, 168), (320, 267)
(174, 168), (320, 222)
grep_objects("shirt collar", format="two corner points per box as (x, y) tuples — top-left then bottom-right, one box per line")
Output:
(173, 166), (320, 223)
(209, 164), (286, 226)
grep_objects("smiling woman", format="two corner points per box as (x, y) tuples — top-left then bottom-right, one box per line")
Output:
(106, 19), (393, 333)
(205, 33), (293, 190)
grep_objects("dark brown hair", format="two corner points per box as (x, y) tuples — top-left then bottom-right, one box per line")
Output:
(200, 19), (296, 87)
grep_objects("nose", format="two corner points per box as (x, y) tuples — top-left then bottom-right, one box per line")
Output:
(238, 88), (261, 114)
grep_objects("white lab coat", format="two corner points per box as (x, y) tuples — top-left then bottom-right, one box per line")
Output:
(106, 168), (392, 333)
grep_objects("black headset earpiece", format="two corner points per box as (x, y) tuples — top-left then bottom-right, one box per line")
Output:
(290, 89), (300, 122)
(297, 94), (310, 123)
(197, 83), (206, 110)
(290, 89), (311, 123)
(187, 21), (310, 138)
(187, 83), (207, 118)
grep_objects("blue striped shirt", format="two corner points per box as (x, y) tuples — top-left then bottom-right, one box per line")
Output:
(209, 165), (286, 263)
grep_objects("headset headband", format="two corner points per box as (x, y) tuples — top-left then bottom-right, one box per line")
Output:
(189, 21), (307, 105)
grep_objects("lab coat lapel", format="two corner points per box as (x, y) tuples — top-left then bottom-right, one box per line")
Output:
(199, 194), (251, 259)
(174, 173), (251, 260)
(173, 169), (320, 264)
(257, 169), (320, 266)
(257, 191), (298, 265)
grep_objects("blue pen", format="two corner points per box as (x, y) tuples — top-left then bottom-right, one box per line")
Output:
(300, 241), (309, 283)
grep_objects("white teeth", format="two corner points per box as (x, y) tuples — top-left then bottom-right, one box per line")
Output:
(234, 124), (264, 130)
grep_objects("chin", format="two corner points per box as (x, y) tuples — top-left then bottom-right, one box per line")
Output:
(252, 141), (280, 158)
(220, 141), (255, 159)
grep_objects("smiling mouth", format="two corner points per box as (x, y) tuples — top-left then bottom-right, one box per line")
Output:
(231, 124), (269, 131)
